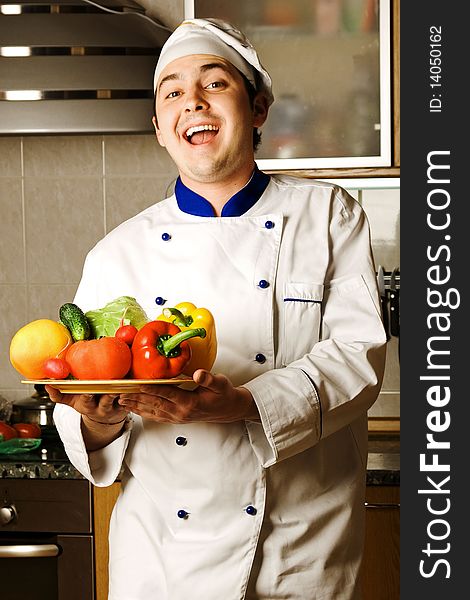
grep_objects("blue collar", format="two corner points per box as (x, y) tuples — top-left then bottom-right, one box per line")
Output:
(175, 167), (270, 217)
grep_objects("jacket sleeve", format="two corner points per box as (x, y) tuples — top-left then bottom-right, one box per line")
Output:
(243, 188), (387, 467)
(53, 403), (133, 486)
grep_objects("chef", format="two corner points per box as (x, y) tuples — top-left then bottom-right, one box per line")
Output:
(50, 18), (386, 600)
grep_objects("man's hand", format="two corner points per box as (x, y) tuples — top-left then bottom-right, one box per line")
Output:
(117, 370), (260, 424)
(46, 386), (129, 452)
(46, 386), (127, 424)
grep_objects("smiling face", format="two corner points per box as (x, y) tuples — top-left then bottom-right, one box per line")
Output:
(153, 54), (268, 190)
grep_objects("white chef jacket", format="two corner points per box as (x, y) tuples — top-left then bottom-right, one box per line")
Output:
(54, 171), (386, 600)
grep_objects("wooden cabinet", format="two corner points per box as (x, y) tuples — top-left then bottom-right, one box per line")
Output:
(93, 483), (121, 600)
(361, 485), (400, 600)
(192, 0), (400, 177)
(94, 482), (400, 599)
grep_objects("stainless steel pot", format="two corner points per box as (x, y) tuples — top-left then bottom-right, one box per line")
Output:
(10, 385), (55, 427)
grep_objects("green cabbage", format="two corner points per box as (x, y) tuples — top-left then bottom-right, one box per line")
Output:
(85, 296), (149, 338)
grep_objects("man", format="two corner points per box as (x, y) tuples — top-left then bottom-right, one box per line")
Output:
(50, 18), (386, 600)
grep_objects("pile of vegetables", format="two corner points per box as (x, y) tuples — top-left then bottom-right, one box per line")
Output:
(0, 420), (41, 441)
(0, 420), (42, 455)
(10, 297), (217, 381)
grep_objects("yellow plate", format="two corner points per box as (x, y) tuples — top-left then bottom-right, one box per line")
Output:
(22, 378), (194, 394)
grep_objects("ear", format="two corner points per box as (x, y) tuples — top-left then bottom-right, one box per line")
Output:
(152, 116), (166, 148)
(253, 93), (269, 128)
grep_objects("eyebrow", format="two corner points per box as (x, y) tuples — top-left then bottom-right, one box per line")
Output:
(199, 62), (233, 75)
(158, 72), (180, 92)
(158, 62), (234, 92)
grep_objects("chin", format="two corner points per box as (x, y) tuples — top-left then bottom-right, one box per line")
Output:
(186, 159), (231, 182)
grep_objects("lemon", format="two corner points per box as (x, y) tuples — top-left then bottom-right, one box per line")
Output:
(10, 319), (73, 379)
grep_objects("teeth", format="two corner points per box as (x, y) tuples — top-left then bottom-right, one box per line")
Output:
(185, 124), (218, 139)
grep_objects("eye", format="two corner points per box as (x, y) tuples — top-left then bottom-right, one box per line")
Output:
(166, 90), (181, 99)
(206, 81), (225, 90)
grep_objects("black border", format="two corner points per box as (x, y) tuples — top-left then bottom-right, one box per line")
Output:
(401, 2), (467, 596)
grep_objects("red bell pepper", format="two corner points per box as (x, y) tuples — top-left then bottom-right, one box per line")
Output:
(130, 320), (206, 379)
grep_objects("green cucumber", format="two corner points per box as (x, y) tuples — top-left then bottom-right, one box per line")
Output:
(59, 303), (91, 342)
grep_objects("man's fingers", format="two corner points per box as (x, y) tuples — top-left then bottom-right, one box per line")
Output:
(119, 394), (174, 417)
(45, 386), (92, 408)
(45, 385), (63, 403)
(77, 394), (100, 410)
(136, 385), (185, 403)
(193, 370), (228, 393)
(98, 394), (120, 409)
(45, 387), (126, 425)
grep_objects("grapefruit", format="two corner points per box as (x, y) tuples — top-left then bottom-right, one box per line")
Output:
(10, 319), (73, 379)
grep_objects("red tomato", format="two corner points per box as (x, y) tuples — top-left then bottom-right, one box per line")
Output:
(0, 421), (18, 441)
(115, 325), (138, 346)
(43, 357), (71, 379)
(66, 337), (132, 380)
(13, 422), (42, 439)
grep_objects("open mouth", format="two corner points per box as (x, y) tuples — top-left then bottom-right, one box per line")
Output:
(184, 124), (219, 145)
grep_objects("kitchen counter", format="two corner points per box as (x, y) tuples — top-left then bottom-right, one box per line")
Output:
(0, 434), (400, 484)
(0, 444), (84, 479)
(366, 432), (400, 485)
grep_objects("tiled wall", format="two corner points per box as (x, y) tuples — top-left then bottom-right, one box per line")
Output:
(0, 135), (399, 417)
(0, 135), (178, 404)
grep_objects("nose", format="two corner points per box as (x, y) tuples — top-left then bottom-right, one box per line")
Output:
(185, 89), (209, 113)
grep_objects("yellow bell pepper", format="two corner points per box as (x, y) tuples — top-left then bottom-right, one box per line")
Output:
(157, 302), (217, 376)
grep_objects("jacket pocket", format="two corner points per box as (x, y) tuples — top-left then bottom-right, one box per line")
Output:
(281, 282), (324, 366)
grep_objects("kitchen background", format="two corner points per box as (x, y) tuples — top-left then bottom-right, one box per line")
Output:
(0, 134), (399, 417)
(0, 0), (399, 416)
(1, 2), (399, 598)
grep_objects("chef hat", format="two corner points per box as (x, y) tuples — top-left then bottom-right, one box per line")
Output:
(153, 18), (274, 106)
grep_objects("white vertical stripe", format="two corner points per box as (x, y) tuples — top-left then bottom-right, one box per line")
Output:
(183, 0), (195, 19)
(101, 137), (107, 235)
(20, 137), (28, 320)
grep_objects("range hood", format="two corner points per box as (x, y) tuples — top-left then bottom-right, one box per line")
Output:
(0, 0), (170, 134)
